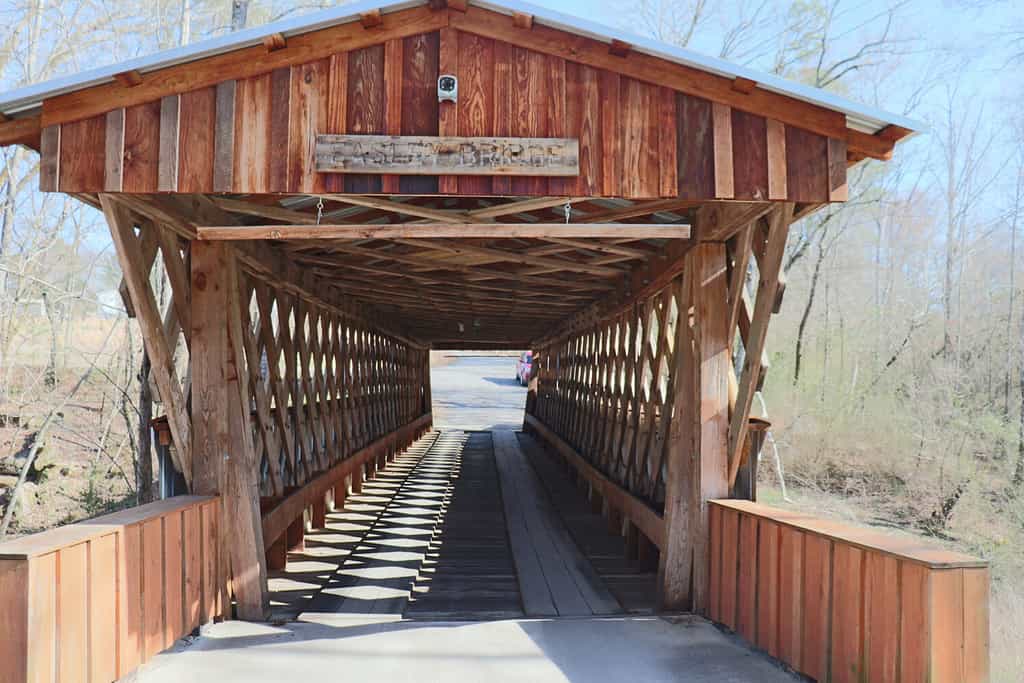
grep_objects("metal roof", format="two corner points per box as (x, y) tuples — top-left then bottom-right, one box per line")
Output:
(0, 0), (923, 135)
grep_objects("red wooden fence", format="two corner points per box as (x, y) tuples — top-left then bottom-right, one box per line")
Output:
(709, 499), (989, 682)
(0, 496), (222, 682)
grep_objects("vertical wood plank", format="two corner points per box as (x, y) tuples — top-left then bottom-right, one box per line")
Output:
(962, 567), (990, 683)
(268, 67), (292, 193)
(830, 543), (863, 683)
(865, 551), (900, 683)
(785, 125), (829, 202)
(213, 80), (236, 193)
(491, 38), (513, 195)
(543, 54), (567, 195)
(89, 533), (118, 683)
(658, 87), (678, 198)
(900, 561), (930, 683)
(720, 507), (739, 630)
(163, 511), (184, 648)
(201, 501), (221, 622)
(39, 124), (60, 191)
(621, 78), (659, 199)
(677, 94), (714, 200)
(345, 44), (385, 194)
(234, 73), (272, 192)
(930, 568), (965, 682)
(756, 519), (780, 657)
(59, 115), (106, 192)
(599, 70), (621, 197)
(382, 38), (404, 194)
(57, 542), (89, 680)
(28, 552), (57, 683)
(437, 27), (459, 194)
(731, 109), (768, 200)
(511, 47), (549, 196)
(141, 518), (165, 660)
(105, 108), (125, 192)
(183, 505), (202, 633)
(828, 136), (849, 201)
(400, 32), (439, 194)
(287, 59), (330, 194)
(178, 87), (217, 193)
(708, 503), (722, 622)
(0, 561), (29, 682)
(778, 527), (804, 668)
(118, 524), (142, 676)
(456, 33), (494, 195)
(563, 62), (600, 196)
(736, 513), (758, 642)
(801, 534), (832, 682)
(766, 118), (787, 200)
(124, 101), (161, 193)
(712, 102), (734, 199)
(158, 94), (180, 192)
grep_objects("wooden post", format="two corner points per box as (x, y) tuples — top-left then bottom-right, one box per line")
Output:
(658, 241), (730, 612)
(312, 498), (327, 529)
(191, 240), (269, 620)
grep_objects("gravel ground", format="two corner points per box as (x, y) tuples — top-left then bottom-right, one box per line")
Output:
(430, 355), (528, 431)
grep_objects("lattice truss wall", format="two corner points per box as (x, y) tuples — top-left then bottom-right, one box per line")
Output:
(107, 207), (430, 500)
(529, 278), (684, 508)
(235, 273), (429, 496)
(527, 205), (790, 509)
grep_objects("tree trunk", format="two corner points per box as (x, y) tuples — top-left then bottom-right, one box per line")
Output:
(41, 291), (58, 390)
(137, 351), (155, 503)
(793, 236), (828, 385)
(230, 0), (249, 31)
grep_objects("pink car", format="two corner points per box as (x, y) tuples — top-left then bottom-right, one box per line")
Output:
(515, 351), (533, 386)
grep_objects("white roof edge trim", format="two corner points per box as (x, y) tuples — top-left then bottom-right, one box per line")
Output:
(0, 0), (924, 138)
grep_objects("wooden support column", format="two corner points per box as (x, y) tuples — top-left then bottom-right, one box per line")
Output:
(191, 240), (269, 620)
(658, 241), (731, 612)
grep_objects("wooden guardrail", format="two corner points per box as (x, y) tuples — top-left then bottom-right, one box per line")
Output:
(710, 499), (989, 683)
(260, 412), (433, 561)
(523, 413), (665, 550)
(0, 495), (222, 682)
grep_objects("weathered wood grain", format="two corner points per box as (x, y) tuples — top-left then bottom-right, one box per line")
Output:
(400, 31), (439, 193)
(178, 87), (216, 193)
(345, 44), (385, 193)
(315, 134), (580, 175)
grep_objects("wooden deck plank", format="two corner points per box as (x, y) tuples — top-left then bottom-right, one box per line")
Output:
(494, 430), (619, 616)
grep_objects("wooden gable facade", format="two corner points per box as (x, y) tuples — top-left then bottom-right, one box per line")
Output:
(30, 3), (873, 202)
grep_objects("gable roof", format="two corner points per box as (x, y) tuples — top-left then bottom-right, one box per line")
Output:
(0, 0), (920, 140)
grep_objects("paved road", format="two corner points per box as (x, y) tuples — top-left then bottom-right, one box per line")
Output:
(430, 355), (527, 431)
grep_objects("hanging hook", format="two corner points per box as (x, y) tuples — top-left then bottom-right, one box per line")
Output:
(563, 201), (572, 224)
(316, 196), (325, 225)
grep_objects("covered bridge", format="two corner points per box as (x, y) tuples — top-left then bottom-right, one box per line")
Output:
(0, 1), (989, 681)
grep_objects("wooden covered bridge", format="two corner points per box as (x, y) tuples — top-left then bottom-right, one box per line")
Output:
(0, 1), (989, 681)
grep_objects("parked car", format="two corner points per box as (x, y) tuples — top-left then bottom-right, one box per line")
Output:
(515, 351), (533, 386)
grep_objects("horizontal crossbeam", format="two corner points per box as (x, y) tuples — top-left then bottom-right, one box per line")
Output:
(195, 223), (692, 240)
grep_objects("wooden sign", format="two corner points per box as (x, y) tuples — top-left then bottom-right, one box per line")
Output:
(315, 135), (580, 176)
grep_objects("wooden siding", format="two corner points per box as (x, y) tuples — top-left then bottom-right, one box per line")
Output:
(39, 28), (841, 201)
(0, 496), (223, 682)
(709, 500), (990, 683)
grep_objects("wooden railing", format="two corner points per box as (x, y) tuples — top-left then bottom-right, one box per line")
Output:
(260, 412), (433, 567)
(524, 413), (665, 553)
(0, 496), (223, 682)
(710, 500), (989, 683)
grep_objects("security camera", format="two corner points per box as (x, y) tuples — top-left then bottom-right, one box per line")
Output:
(438, 74), (458, 103)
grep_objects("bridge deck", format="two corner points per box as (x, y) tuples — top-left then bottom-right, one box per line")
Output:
(135, 430), (798, 683)
(268, 428), (653, 621)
